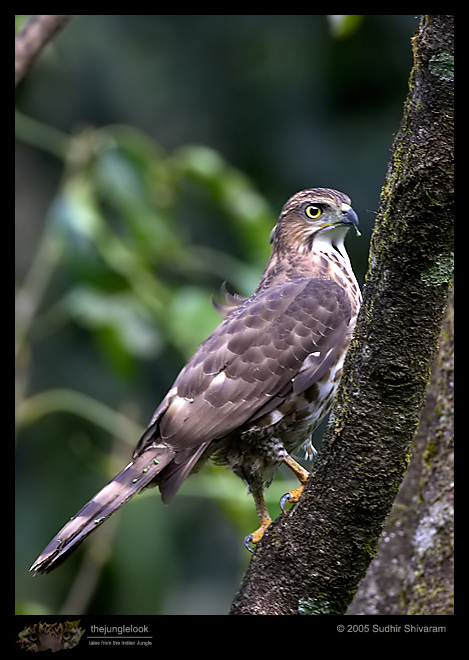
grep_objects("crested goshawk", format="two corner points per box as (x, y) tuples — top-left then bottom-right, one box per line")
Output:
(31, 188), (361, 573)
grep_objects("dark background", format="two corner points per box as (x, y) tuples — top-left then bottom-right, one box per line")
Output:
(16, 14), (418, 615)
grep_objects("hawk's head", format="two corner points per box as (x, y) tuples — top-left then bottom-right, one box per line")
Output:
(270, 188), (359, 256)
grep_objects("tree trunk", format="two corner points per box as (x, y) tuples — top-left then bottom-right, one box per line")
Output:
(230, 15), (453, 616)
(347, 289), (453, 615)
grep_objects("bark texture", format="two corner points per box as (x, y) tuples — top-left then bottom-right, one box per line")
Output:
(347, 290), (453, 615)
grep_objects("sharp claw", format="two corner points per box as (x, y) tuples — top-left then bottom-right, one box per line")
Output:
(244, 534), (255, 553)
(280, 484), (305, 514)
(280, 492), (291, 514)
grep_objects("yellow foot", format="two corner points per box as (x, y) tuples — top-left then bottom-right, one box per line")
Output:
(280, 484), (305, 514)
(244, 482), (273, 552)
(244, 524), (268, 552)
(243, 517), (272, 553)
(280, 454), (309, 513)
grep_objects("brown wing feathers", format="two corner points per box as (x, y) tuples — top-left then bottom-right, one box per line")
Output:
(141, 278), (350, 453)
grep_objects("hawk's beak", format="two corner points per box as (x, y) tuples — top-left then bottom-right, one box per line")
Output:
(341, 205), (360, 237)
(317, 205), (361, 238)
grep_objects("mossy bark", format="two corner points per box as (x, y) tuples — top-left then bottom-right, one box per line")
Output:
(347, 289), (453, 615)
(230, 15), (453, 615)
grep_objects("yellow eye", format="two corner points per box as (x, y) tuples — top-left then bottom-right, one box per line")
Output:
(305, 204), (322, 220)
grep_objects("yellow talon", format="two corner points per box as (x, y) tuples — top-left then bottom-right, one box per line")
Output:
(280, 454), (309, 513)
(244, 454), (310, 550)
(244, 484), (272, 552)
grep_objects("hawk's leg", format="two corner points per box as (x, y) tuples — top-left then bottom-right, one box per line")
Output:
(243, 482), (272, 553)
(243, 454), (311, 552)
(280, 454), (310, 513)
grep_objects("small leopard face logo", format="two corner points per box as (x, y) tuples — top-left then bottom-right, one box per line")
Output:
(17, 621), (84, 652)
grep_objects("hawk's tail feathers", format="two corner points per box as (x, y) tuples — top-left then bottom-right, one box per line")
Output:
(30, 445), (175, 575)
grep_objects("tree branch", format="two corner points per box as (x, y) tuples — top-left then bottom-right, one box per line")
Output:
(15, 15), (71, 87)
(230, 15), (453, 615)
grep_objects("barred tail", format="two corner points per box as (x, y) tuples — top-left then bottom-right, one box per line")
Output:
(30, 445), (175, 575)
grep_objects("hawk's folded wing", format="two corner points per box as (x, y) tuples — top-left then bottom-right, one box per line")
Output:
(136, 278), (352, 457)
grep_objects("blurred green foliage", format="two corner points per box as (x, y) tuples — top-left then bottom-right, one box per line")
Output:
(16, 14), (418, 615)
